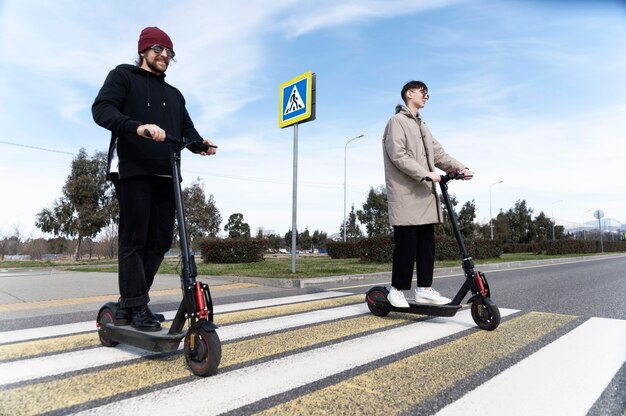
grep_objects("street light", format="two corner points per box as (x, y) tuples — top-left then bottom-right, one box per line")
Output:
(343, 134), (364, 242)
(552, 199), (563, 240)
(489, 180), (503, 240)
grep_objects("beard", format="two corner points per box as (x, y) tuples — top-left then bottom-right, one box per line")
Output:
(145, 56), (169, 74)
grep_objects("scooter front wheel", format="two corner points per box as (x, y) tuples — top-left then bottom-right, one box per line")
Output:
(96, 307), (119, 347)
(471, 297), (500, 331)
(184, 325), (222, 376)
(366, 287), (390, 317)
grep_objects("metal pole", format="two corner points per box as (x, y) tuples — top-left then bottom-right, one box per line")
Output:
(489, 180), (503, 240)
(343, 134), (364, 242)
(598, 216), (604, 253)
(291, 123), (298, 273)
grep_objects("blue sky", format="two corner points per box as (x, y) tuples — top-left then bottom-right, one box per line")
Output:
(1, 0), (625, 239)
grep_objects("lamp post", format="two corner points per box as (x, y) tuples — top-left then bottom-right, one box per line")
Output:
(343, 134), (364, 242)
(489, 180), (503, 240)
(551, 200), (563, 240)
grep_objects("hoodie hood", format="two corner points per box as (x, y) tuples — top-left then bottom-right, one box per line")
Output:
(116, 63), (166, 108)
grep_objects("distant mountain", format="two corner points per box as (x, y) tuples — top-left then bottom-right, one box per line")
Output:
(560, 218), (624, 233)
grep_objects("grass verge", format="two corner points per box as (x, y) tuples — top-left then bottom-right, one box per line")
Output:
(0, 252), (609, 279)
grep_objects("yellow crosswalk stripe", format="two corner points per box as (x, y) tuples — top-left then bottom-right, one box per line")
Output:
(257, 312), (576, 416)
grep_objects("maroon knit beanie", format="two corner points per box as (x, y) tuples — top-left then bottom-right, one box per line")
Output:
(137, 27), (174, 53)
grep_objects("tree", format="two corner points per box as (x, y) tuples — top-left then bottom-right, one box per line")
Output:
(265, 233), (284, 251)
(458, 199), (477, 239)
(299, 228), (312, 252)
(311, 230), (328, 251)
(494, 211), (511, 242)
(36, 149), (116, 260)
(340, 204), (364, 240)
(21, 238), (49, 260)
(182, 178), (222, 242)
(224, 213), (250, 239)
(533, 211), (553, 242)
(284, 229), (299, 250)
(436, 193), (458, 238)
(356, 186), (392, 236)
(505, 200), (534, 243)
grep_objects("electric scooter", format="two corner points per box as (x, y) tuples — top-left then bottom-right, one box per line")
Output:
(96, 133), (222, 376)
(365, 172), (501, 331)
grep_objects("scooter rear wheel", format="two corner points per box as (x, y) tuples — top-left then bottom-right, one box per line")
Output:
(184, 325), (222, 377)
(366, 287), (390, 317)
(471, 297), (500, 331)
(96, 307), (118, 347)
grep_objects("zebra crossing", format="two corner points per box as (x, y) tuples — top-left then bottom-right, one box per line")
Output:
(0, 291), (624, 415)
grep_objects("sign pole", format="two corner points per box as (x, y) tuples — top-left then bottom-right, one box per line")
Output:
(278, 70), (315, 274)
(291, 123), (298, 273)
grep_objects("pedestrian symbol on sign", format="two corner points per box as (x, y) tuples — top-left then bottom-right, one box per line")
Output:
(284, 85), (304, 115)
(278, 70), (315, 128)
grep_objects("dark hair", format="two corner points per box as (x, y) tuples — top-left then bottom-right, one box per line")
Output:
(401, 81), (428, 103)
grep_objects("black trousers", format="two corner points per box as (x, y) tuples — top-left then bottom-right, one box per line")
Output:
(391, 224), (435, 290)
(113, 175), (175, 308)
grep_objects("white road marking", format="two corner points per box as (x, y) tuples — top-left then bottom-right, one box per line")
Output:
(435, 317), (626, 416)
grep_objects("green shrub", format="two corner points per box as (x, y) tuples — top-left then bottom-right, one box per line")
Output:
(359, 235), (393, 262)
(330, 235), (503, 263)
(326, 240), (362, 259)
(538, 240), (626, 255)
(199, 238), (268, 263)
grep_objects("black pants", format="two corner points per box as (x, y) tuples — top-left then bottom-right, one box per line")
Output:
(113, 175), (175, 308)
(391, 224), (435, 290)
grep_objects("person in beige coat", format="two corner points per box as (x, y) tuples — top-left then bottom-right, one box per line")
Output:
(382, 80), (473, 308)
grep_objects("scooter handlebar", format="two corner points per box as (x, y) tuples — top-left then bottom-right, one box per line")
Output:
(422, 171), (465, 182)
(143, 129), (217, 153)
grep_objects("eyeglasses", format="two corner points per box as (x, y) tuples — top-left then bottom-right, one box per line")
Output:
(413, 89), (429, 98)
(150, 44), (175, 59)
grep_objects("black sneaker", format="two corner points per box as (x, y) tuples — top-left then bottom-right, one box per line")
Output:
(114, 303), (132, 326)
(145, 305), (165, 322)
(131, 305), (162, 332)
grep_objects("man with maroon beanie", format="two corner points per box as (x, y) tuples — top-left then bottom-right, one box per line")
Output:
(92, 27), (217, 331)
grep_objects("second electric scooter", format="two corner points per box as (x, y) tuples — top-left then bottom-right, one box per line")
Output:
(365, 172), (501, 330)
(96, 133), (222, 376)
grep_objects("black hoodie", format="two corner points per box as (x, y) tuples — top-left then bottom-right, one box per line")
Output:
(92, 64), (203, 180)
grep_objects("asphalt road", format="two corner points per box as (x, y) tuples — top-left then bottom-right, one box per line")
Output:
(0, 254), (624, 415)
(318, 254), (626, 320)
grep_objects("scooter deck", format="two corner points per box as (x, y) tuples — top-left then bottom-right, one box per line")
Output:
(100, 323), (185, 352)
(381, 300), (462, 317)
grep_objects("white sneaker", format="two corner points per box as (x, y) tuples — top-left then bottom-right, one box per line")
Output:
(387, 287), (410, 308)
(415, 287), (451, 305)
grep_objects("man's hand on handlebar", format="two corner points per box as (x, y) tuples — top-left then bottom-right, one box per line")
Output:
(459, 168), (474, 180)
(138, 124), (166, 142)
(424, 172), (441, 183)
(200, 138), (217, 156)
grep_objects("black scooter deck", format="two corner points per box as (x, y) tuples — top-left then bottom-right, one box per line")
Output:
(100, 323), (185, 352)
(384, 301), (462, 317)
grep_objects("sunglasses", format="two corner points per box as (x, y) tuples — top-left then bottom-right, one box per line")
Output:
(150, 44), (175, 59)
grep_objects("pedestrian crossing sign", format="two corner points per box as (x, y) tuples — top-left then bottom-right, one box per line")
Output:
(278, 71), (316, 128)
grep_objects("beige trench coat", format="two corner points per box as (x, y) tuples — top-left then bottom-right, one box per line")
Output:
(383, 105), (467, 226)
